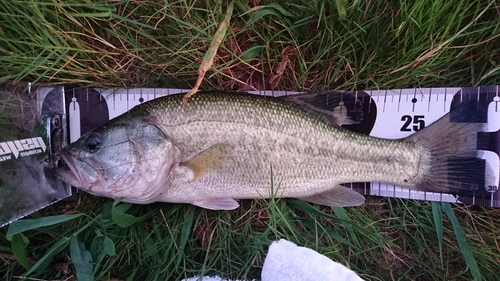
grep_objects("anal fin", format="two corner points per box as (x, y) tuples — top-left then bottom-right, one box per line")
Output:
(299, 184), (365, 207)
(193, 198), (240, 210)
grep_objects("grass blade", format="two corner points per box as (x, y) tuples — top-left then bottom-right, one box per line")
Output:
(334, 0), (347, 19)
(431, 201), (443, 265)
(10, 233), (31, 270)
(6, 214), (82, 237)
(111, 200), (146, 228)
(241, 44), (264, 60)
(25, 236), (71, 276)
(332, 207), (360, 247)
(70, 236), (94, 281)
(441, 203), (481, 280)
(176, 207), (195, 269)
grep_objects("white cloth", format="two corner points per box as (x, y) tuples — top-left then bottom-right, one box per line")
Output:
(261, 239), (364, 281)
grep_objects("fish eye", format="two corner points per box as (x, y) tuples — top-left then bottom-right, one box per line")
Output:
(84, 133), (102, 153)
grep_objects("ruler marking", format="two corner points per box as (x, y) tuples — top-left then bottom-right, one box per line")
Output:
(496, 85), (499, 112)
(126, 88), (130, 111)
(443, 88), (447, 111)
(382, 90), (386, 111)
(412, 88), (416, 112)
(99, 89), (103, 111)
(86, 88), (89, 111)
(368, 90), (373, 113)
(428, 88), (432, 112)
(355, 91), (358, 109)
(397, 89), (402, 112)
(72, 91), (76, 111)
(97, 89), (103, 111)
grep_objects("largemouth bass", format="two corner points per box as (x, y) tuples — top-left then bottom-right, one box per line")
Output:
(56, 91), (487, 210)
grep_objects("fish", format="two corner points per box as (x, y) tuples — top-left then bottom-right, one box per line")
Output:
(56, 91), (489, 210)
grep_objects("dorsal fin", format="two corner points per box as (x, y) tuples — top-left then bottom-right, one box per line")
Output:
(281, 91), (364, 127)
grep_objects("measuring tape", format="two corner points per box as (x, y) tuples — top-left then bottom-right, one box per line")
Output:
(64, 86), (500, 207)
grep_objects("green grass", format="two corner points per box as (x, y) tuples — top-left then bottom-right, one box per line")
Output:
(1, 0), (500, 280)
(0, 0), (499, 89)
(3, 195), (500, 280)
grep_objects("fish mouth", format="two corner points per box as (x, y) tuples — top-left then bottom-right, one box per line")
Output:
(57, 152), (84, 188)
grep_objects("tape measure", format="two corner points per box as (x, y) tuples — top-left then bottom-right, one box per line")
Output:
(63, 86), (500, 207)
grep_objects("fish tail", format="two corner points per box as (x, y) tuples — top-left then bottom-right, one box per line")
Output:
(408, 101), (494, 196)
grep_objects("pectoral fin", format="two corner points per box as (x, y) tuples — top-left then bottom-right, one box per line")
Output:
(183, 144), (228, 182)
(299, 184), (365, 207)
(193, 198), (240, 210)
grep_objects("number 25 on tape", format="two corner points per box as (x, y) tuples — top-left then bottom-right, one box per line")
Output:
(401, 115), (426, 132)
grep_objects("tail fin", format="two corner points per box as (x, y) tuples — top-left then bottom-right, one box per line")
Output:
(409, 101), (494, 196)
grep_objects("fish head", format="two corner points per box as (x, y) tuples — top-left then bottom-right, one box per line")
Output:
(57, 117), (178, 203)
